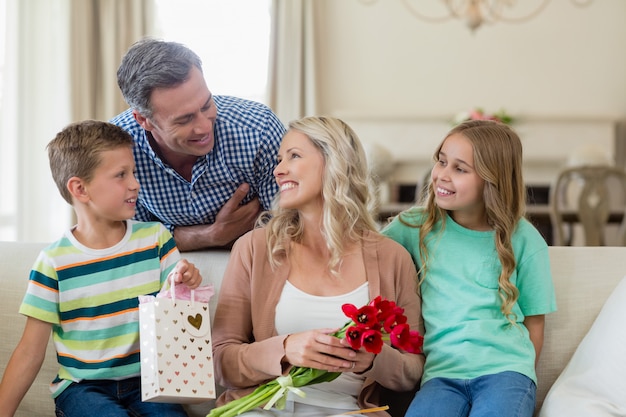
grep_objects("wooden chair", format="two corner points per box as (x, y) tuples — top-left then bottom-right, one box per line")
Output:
(549, 165), (626, 246)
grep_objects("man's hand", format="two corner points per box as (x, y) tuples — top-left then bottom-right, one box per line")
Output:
(172, 183), (262, 251)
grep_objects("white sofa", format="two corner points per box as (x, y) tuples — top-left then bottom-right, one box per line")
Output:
(1, 241), (625, 417)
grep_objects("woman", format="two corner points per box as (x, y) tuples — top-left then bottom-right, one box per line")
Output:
(211, 116), (424, 417)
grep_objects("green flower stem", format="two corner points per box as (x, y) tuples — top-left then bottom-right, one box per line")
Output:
(207, 323), (352, 417)
(208, 367), (342, 417)
(207, 383), (277, 417)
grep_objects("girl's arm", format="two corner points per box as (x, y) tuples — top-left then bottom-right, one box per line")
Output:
(524, 314), (545, 366)
(0, 317), (52, 416)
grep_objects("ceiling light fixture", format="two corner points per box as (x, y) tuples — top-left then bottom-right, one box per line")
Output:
(360, 0), (594, 32)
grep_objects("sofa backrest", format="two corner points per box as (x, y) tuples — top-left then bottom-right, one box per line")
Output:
(536, 246), (626, 413)
(1, 241), (53, 416)
(2, 242), (626, 416)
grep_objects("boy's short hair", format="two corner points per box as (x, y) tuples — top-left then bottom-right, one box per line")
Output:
(47, 120), (134, 204)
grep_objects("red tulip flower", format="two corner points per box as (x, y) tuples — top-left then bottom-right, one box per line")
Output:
(391, 323), (424, 354)
(345, 325), (365, 350)
(360, 328), (384, 354)
(342, 303), (379, 328)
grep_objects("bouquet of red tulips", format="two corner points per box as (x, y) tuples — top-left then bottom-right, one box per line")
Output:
(207, 296), (423, 417)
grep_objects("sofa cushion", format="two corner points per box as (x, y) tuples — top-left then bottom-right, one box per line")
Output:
(539, 275), (626, 416)
(534, 247), (626, 414)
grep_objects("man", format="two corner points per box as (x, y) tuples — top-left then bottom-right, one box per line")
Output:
(111, 38), (286, 251)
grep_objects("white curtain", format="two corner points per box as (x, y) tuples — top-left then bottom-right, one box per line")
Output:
(0, 0), (154, 242)
(267, 0), (320, 126)
(70, 0), (155, 122)
(67, 0), (155, 226)
(0, 0), (73, 242)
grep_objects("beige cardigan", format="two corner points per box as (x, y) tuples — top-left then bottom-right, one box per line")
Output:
(212, 228), (425, 416)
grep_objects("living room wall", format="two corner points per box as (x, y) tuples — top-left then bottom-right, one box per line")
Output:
(316, 0), (626, 120)
(313, 0), (626, 188)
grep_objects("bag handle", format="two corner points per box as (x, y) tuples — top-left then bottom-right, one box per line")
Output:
(167, 269), (196, 307)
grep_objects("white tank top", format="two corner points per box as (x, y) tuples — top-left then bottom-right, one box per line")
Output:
(275, 280), (370, 409)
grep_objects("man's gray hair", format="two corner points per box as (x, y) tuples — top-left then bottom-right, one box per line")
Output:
(117, 38), (203, 118)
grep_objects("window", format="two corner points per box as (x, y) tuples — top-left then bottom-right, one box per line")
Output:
(154, 0), (271, 104)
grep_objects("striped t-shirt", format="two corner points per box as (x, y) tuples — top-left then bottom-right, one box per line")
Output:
(19, 219), (180, 397)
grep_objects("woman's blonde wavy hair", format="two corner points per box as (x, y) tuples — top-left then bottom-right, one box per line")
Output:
(404, 120), (526, 323)
(258, 116), (380, 273)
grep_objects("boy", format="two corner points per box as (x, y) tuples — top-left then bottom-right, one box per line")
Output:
(0, 120), (201, 416)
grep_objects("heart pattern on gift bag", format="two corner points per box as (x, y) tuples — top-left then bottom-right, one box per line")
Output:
(139, 299), (216, 403)
(188, 313), (203, 330)
(182, 305), (211, 338)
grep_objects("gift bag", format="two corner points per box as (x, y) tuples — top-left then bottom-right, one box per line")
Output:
(139, 278), (216, 403)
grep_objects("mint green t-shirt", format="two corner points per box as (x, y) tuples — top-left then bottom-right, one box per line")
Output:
(383, 208), (557, 385)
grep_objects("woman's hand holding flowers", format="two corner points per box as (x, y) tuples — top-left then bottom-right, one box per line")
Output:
(339, 337), (376, 373)
(283, 328), (375, 372)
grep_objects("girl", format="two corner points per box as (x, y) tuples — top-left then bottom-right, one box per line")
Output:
(383, 120), (556, 417)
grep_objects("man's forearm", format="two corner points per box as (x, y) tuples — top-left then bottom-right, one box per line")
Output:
(172, 224), (222, 251)
(172, 223), (238, 251)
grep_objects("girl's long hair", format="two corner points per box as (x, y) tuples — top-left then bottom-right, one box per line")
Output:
(403, 120), (526, 322)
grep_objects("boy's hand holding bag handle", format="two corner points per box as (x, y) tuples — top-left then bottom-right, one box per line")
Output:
(139, 268), (216, 403)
